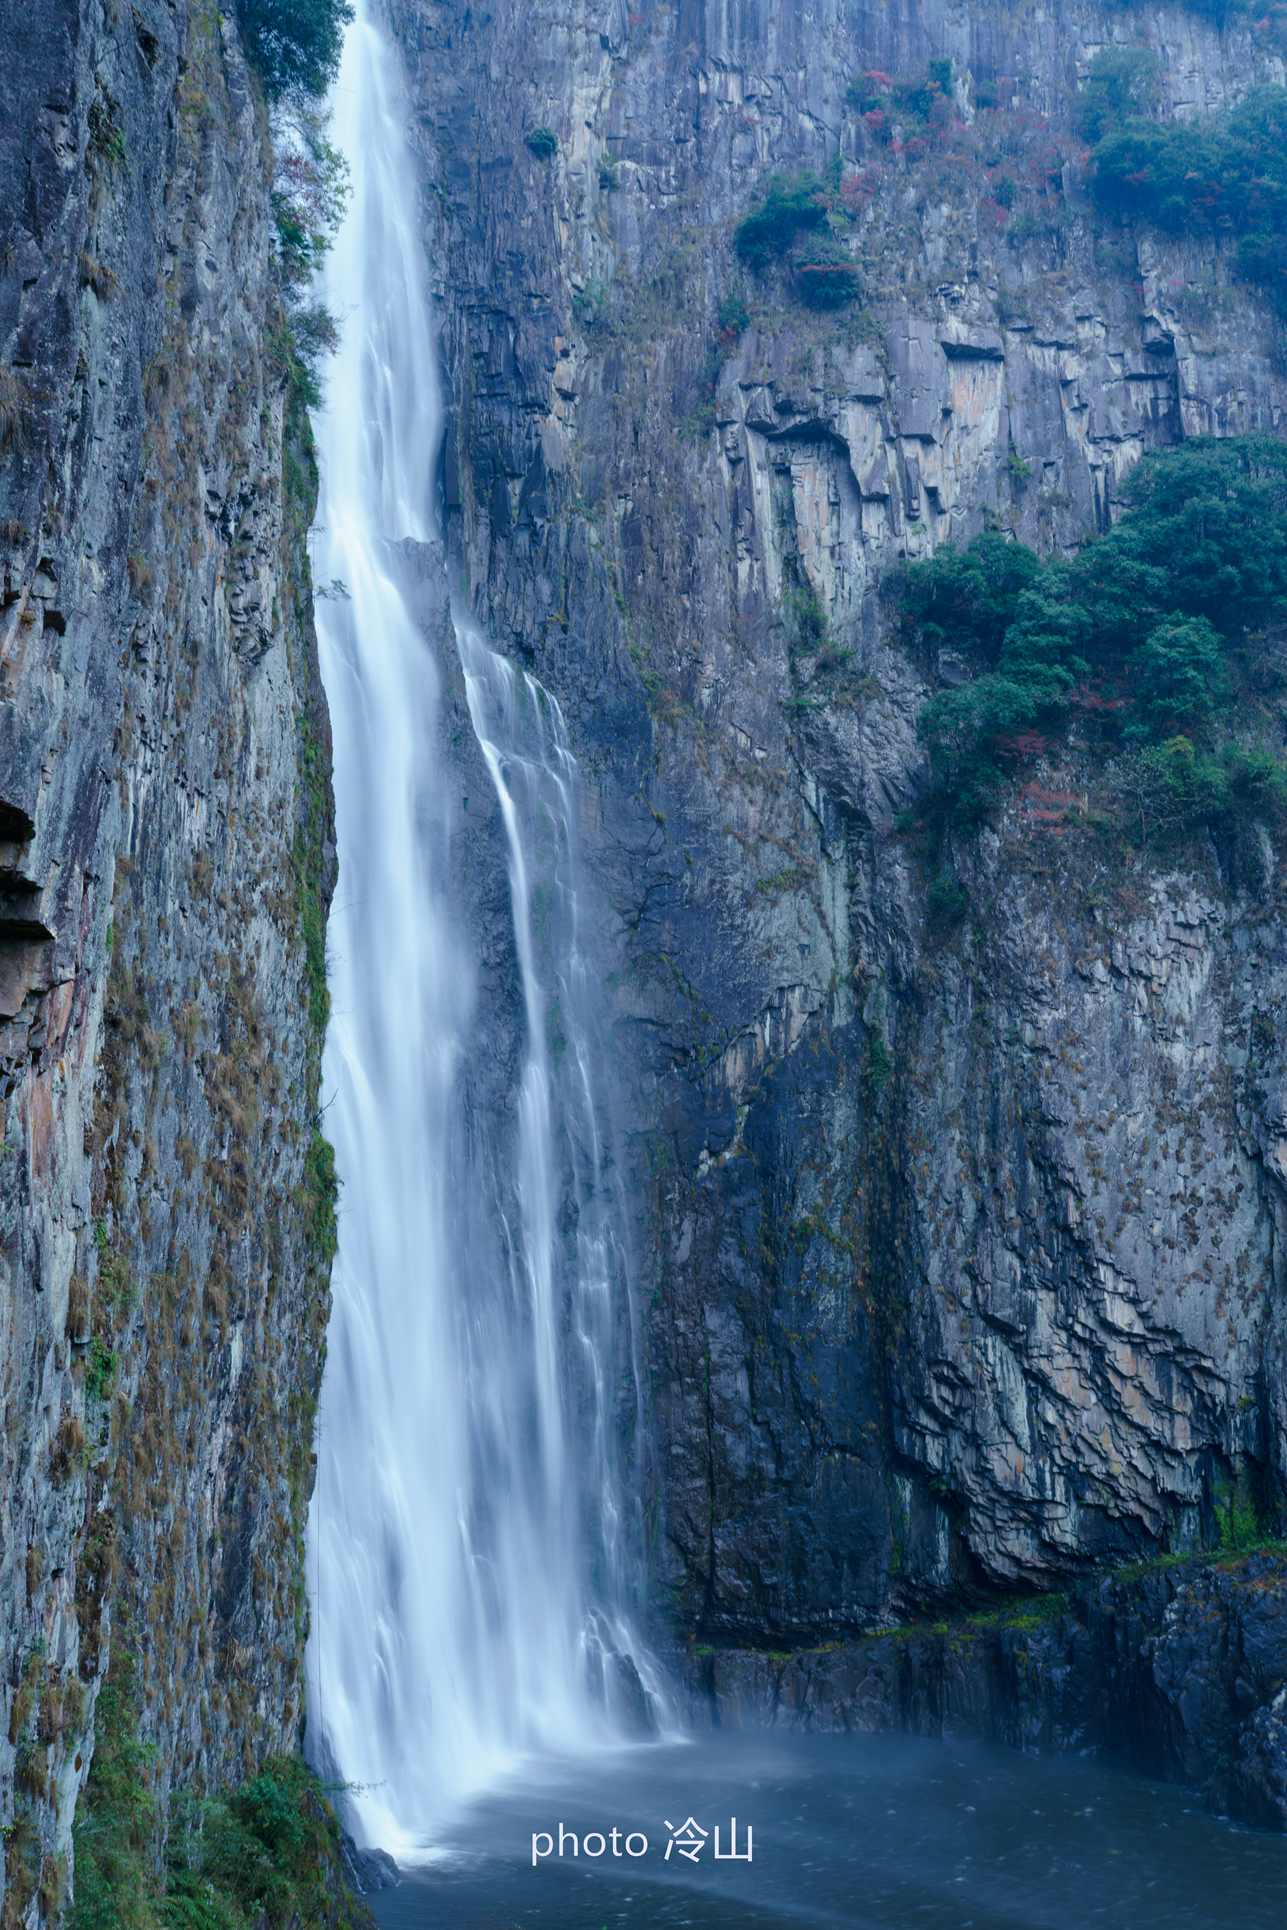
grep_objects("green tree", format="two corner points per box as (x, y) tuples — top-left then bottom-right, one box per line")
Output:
(1089, 80), (1287, 307)
(906, 436), (1287, 830)
(67, 1653), (158, 1928)
(1097, 433), (1287, 633)
(900, 529), (1045, 661)
(796, 241), (861, 307)
(1128, 615), (1227, 740)
(918, 566), (1089, 801)
(237, 0), (355, 104)
(1077, 47), (1160, 144)
(735, 171), (829, 266)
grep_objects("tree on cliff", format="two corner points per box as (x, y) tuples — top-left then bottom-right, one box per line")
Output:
(237, 0), (355, 103)
(909, 435), (1287, 834)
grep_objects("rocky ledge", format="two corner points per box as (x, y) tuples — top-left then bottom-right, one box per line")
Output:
(680, 1550), (1287, 1831)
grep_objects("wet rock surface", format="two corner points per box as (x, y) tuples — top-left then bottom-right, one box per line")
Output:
(1, 0), (1286, 1898)
(387, 0), (1287, 1820)
(0, 0), (339, 1907)
(680, 1551), (1287, 1828)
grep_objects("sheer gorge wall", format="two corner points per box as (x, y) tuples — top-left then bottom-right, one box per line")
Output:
(392, 0), (1287, 1627)
(0, 0), (1285, 1915)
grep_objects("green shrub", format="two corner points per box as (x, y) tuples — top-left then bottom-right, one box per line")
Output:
(1076, 47), (1160, 145)
(864, 1034), (892, 1099)
(85, 1337), (117, 1402)
(236, 0), (354, 104)
(796, 241), (861, 308)
(290, 300), (340, 366)
(1127, 615), (1227, 740)
(573, 278), (608, 330)
(916, 567), (1087, 794)
(717, 290), (750, 337)
(1079, 432), (1287, 646)
(528, 126), (559, 159)
(785, 581), (830, 656)
(901, 527), (1045, 661)
(1214, 1471), (1262, 1554)
(735, 171), (828, 266)
(72, 1648), (369, 1928)
(598, 152), (620, 189)
(164, 1758), (361, 1927)
(907, 435), (1287, 832)
(734, 169), (863, 307)
(304, 1128), (339, 1264)
(292, 817), (329, 1039)
(268, 106), (349, 406)
(1089, 77), (1287, 308)
(87, 93), (129, 175)
(67, 1652), (158, 1928)
(1114, 737), (1287, 844)
(272, 118), (350, 294)
(845, 61), (955, 140)
(846, 69), (891, 114)
(926, 873), (968, 931)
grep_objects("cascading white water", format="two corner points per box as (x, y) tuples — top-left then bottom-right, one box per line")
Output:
(455, 627), (653, 1645)
(303, 5), (660, 1855)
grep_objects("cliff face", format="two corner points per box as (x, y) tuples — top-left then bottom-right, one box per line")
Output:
(683, 1548), (1287, 1831)
(3, 0), (1286, 1906)
(0, 0), (333, 1910)
(386, 0), (1287, 1651)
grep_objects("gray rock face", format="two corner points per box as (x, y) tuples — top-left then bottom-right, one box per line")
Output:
(1, 0), (1285, 1897)
(388, 0), (1287, 1679)
(679, 1550), (1287, 1831)
(0, 0), (336, 1906)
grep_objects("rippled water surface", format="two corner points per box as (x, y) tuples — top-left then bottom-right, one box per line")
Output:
(370, 1730), (1287, 1929)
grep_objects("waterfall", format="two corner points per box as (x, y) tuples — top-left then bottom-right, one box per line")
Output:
(303, 6), (660, 1855)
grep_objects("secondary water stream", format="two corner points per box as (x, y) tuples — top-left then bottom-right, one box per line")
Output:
(305, 3), (656, 1854)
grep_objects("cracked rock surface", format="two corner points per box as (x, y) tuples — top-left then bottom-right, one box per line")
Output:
(386, 0), (1287, 1791)
(680, 1550), (1287, 1830)
(0, 0), (336, 1907)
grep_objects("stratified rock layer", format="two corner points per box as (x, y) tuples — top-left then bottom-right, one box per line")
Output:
(387, 0), (1287, 1690)
(680, 1551), (1287, 1831)
(0, 0), (334, 1908)
(1, 0), (1285, 1900)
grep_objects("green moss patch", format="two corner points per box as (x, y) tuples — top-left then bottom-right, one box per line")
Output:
(71, 1650), (371, 1929)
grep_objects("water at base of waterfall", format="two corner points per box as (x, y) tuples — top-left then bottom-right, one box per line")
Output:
(366, 1732), (1287, 1929)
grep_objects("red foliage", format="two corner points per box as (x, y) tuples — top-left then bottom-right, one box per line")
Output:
(1020, 782), (1076, 832)
(1070, 686), (1128, 715)
(277, 150), (333, 228)
(993, 729), (1049, 763)
(841, 171), (879, 215)
(839, 70), (1080, 236)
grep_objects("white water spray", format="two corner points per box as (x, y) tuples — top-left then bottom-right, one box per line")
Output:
(303, 8), (661, 1855)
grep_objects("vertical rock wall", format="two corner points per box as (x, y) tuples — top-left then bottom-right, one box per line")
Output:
(2, 0), (1286, 1899)
(386, 0), (1287, 1652)
(0, 1), (334, 1912)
